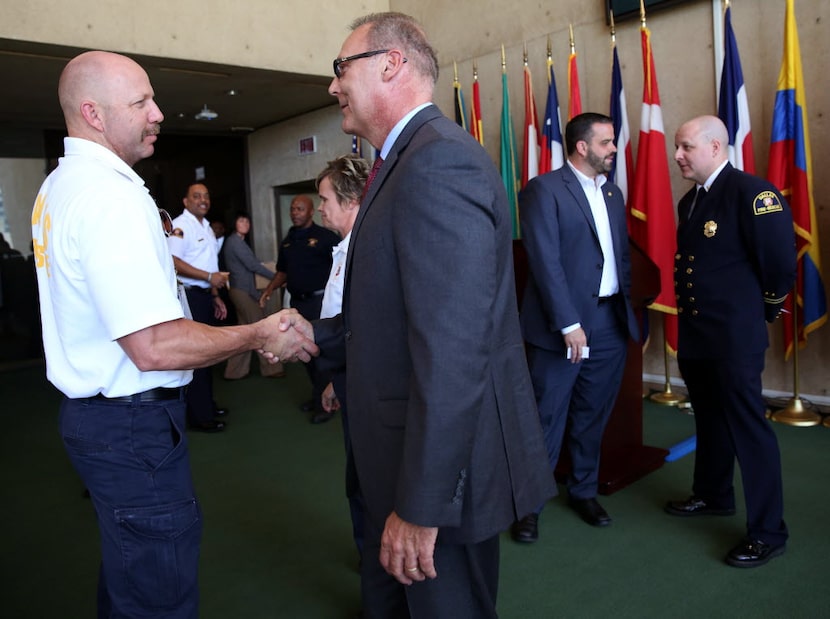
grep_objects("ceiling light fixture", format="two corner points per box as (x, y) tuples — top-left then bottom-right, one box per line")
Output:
(195, 104), (218, 121)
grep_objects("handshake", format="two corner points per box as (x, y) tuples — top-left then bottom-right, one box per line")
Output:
(255, 308), (319, 364)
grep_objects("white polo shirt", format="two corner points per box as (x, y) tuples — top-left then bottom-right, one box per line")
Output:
(167, 209), (218, 289)
(32, 137), (191, 398)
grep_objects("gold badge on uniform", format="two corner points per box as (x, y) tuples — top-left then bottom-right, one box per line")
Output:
(703, 220), (717, 238)
(753, 191), (783, 215)
(308, 238), (319, 247)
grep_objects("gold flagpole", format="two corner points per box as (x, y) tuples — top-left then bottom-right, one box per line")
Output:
(649, 317), (683, 406)
(771, 278), (821, 426)
(635, 0), (682, 407)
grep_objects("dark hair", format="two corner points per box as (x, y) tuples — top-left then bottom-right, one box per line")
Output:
(565, 113), (614, 155)
(183, 181), (209, 198)
(351, 12), (439, 84)
(315, 154), (371, 205)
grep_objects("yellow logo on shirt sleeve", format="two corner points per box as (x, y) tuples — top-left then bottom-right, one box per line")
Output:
(753, 191), (783, 216)
(31, 192), (51, 276)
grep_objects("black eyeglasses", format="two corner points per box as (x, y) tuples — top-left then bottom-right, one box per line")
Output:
(333, 49), (390, 78)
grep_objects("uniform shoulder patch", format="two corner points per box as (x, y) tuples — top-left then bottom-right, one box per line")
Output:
(753, 191), (783, 216)
(171, 228), (184, 238)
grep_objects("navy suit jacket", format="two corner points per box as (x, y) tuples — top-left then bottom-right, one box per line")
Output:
(314, 105), (554, 544)
(519, 163), (637, 352)
(675, 163), (796, 359)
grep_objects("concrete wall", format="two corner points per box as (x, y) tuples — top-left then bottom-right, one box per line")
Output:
(0, 0), (388, 75)
(246, 104), (347, 262)
(0, 158), (47, 254)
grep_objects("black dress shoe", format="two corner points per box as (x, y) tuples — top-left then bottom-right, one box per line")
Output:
(299, 399), (316, 412)
(664, 496), (736, 517)
(569, 497), (612, 527)
(310, 410), (335, 424)
(725, 538), (785, 568)
(510, 513), (539, 543)
(190, 419), (226, 433)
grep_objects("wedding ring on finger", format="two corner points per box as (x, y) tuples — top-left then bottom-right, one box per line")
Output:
(406, 566), (419, 573)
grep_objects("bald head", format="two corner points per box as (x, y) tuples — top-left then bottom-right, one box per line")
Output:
(289, 195), (315, 229)
(58, 51), (164, 166)
(674, 115), (729, 185)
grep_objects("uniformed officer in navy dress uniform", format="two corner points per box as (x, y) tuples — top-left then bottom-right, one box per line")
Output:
(664, 115), (796, 568)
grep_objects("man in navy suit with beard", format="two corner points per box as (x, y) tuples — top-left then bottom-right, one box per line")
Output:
(514, 113), (638, 542)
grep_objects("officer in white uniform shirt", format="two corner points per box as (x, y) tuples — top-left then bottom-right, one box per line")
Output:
(31, 50), (317, 619)
(168, 182), (231, 432)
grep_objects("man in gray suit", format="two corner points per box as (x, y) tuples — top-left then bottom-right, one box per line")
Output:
(514, 113), (638, 542)
(312, 12), (554, 619)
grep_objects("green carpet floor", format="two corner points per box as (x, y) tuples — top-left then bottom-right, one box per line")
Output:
(1, 363), (828, 618)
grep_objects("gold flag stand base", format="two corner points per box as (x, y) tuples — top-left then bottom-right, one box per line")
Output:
(649, 383), (683, 406)
(771, 396), (821, 427)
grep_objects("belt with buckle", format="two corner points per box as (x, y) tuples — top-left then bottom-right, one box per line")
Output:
(92, 387), (185, 403)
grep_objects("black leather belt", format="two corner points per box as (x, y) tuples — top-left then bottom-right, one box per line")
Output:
(598, 294), (620, 304)
(92, 387), (185, 403)
(292, 289), (325, 301)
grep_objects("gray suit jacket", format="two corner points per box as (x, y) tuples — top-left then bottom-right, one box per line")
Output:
(314, 105), (554, 544)
(519, 163), (638, 351)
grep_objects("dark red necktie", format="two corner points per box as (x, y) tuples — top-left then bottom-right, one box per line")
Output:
(362, 156), (383, 201)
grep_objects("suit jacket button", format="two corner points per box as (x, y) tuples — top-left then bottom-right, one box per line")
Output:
(345, 330), (352, 341)
(691, 309), (698, 316)
(686, 268), (693, 274)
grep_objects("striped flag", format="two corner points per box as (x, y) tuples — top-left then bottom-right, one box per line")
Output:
(499, 51), (520, 239)
(609, 43), (633, 207)
(567, 25), (582, 121)
(718, 4), (755, 174)
(629, 22), (677, 353)
(453, 62), (468, 131)
(768, 0), (827, 357)
(539, 52), (564, 174)
(521, 60), (540, 186)
(470, 67), (484, 146)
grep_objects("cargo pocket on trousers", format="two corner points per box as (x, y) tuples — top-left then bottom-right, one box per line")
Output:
(115, 498), (202, 609)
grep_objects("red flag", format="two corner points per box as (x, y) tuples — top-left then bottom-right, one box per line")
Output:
(521, 61), (540, 187)
(567, 25), (582, 121)
(470, 70), (484, 146)
(629, 24), (677, 353)
(567, 52), (582, 121)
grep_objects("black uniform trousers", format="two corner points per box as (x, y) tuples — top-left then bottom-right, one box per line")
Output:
(184, 287), (217, 425)
(678, 352), (788, 546)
